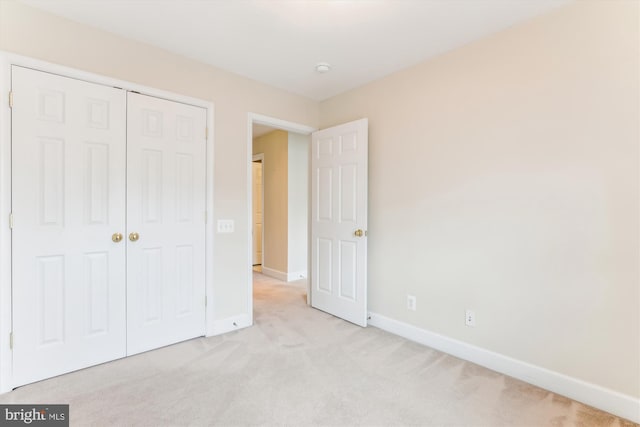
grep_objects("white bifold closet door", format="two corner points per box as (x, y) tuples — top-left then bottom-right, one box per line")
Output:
(12, 66), (128, 387)
(125, 93), (206, 355)
(11, 67), (207, 387)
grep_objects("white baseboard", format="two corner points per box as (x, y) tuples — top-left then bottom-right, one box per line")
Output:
(367, 312), (640, 423)
(208, 313), (252, 336)
(262, 267), (306, 282)
(261, 267), (288, 281)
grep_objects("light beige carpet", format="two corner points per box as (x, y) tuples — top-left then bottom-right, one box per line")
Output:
(0, 272), (636, 426)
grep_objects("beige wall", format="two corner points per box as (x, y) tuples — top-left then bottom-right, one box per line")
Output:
(320, 0), (639, 398)
(253, 130), (289, 274)
(287, 133), (309, 277)
(0, 0), (319, 320)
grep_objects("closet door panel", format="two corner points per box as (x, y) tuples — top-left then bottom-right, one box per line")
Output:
(126, 93), (206, 355)
(11, 66), (127, 387)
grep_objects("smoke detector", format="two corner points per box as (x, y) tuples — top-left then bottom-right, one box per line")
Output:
(315, 62), (332, 73)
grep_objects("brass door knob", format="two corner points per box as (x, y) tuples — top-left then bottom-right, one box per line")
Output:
(129, 232), (140, 242)
(112, 233), (123, 243)
(354, 229), (364, 237)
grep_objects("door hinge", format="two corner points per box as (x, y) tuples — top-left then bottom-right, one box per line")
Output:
(8, 91), (13, 108)
(9, 332), (13, 350)
(205, 127), (208, 139)
(205, 296), (207, 308)
(204, 211), (207, 224)
(9, 213), (13, 230)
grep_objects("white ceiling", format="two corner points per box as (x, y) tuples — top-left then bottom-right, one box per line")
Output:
(21, 0), (569, 101)
(253, 124), (278, 138)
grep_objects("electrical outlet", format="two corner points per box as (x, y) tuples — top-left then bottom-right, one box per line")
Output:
(217, 219), (235, 233)
(407, 295), (417, 311)
(465, 309), (476, 327)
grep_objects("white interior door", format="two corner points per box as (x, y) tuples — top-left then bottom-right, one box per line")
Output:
(311, 118), (368, 326)
(252, 160), (263, 265)
(126, 92), (206, 355)
(11, 66), (127, 386)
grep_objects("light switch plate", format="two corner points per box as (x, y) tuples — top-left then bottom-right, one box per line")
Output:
(217, 219), (235, 233)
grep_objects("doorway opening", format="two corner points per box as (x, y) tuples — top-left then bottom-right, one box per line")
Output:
(247, 114), (315, 315)
(247, 114), (369, 327)
(251, 127), (309, 280)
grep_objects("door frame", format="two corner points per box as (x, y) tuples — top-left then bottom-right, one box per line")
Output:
(251, 154), (265, 268)
(0, 51), (216, 393)
(247, 113), (316, 314)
